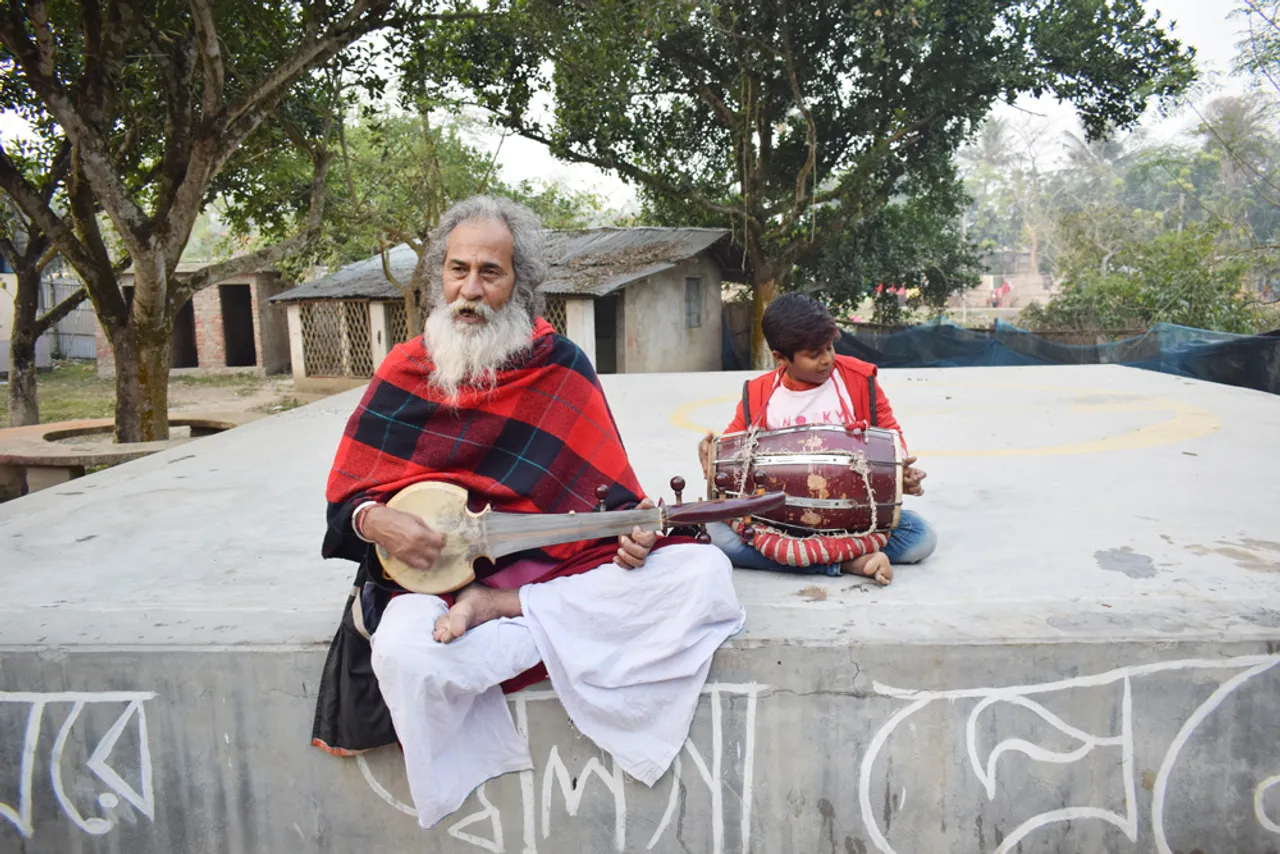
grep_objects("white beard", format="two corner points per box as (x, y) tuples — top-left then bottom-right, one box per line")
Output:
(423, 295), (534, 401)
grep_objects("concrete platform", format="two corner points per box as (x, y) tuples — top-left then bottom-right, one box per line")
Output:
(1, 365), (1278, 853)
(0, 411), (262, 498)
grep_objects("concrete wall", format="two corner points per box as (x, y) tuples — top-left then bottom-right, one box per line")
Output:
(3, 641), (1279, 853)
(4, 364), (1280, 852)
(564, 298), (596, 367)
(1, 272), (14, 341)
(255, 274), (291, 375)
(1, 272), (55, 375)
(619, 256), (723, 373)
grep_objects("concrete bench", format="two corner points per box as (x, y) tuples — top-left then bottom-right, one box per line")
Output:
(0, 412), (261, 495)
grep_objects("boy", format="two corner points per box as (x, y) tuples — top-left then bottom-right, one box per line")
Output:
(699, 293), (936, 585)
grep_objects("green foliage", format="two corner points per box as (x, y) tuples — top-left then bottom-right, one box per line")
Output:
(404, 0), (1195, 361)
(265, 110), (611, 283)
(1021, 223), (1263, 332)
(793, 173), (983, 324)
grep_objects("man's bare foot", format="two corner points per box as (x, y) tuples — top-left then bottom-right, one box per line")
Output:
(841, 552), (893, 586)
(433, 584), (522, 644)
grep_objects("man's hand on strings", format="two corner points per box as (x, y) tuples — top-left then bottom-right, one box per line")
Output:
(616, 497), (658, 569)
(363, 505), (447, 570)
(903, 455), (927, 497)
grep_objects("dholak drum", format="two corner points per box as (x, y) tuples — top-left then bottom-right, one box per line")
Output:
(709, 424), (904, 536)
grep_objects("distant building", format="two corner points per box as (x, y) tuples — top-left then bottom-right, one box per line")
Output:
(1, 257), (73, 375)
(271, 227), (743, 392)
(93, 264), (291, 376)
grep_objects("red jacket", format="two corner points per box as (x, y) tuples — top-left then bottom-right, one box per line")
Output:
(722, 355), (906, 449)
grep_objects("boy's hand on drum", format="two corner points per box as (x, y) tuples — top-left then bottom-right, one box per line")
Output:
(698, 432), (715, 479)
(903, 455), (927, 496)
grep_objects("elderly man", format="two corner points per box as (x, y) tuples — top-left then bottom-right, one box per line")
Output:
(311, 196), (744, 829)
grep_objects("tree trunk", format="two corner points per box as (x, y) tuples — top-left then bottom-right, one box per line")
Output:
(7, 334), (40, 427)
(406, 243), (435, 336)
(1026, 224), (1040, 278)
(750, 269), (779, 370)
(110, 321), (173, 442)
(6, 267), (44, 427)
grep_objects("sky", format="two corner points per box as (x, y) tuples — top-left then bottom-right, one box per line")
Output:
(0, 0), (1257, 210)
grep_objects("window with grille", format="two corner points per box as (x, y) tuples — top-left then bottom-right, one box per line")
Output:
(300, 300), (375, 378)
(685, 277), (702, 328)
(545, 297), (568, 335)
(385, 301), (410, 346)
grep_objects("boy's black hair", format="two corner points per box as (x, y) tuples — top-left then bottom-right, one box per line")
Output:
(761, 293), (840, 359)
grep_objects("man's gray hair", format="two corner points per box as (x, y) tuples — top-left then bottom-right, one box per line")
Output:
(423, 195), (548, 319)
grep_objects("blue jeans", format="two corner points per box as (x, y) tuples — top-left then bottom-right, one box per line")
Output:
(706, 510), (938, 577)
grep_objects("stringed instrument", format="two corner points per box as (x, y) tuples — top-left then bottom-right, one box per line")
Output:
(376, 477), (786, 594)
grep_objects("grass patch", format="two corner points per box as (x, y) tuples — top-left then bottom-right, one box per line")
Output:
(254, 396), (305, 414)
(170, 372), (267, 389)
(2, 363), (278, 429)
(2, 361), (115, 429)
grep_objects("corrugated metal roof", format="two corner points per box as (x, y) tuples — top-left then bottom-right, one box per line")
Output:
(270, 227), (735, 303)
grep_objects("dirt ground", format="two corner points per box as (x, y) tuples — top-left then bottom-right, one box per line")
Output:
(167, 373), (333, 415)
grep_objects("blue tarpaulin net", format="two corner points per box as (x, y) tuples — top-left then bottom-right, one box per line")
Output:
(828, 321), (1280, 394)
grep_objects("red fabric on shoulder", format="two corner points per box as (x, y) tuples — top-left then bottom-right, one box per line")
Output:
(325, 318), (647, 567)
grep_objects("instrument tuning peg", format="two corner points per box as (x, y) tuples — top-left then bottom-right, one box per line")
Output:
(741, 524), (756, 543)
(596, 485), (609, 512)
(696, 527), (712, 545)
(714, 471), (731, 493)
(670, 476), (685, 506)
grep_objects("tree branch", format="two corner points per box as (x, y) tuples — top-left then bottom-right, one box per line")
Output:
(486, 109), (744, 219)
(139, 14), (198, 220)
(378, 236), (408, 291)
(28, 0), (56, 77)
(36, 243), (59, 272)
(0, 235), (17, 268)
(33, 286), (89, 337)
(188, 0), (225, 117)
(1190, 101), (1280, 202)
(0, 18), (153, 256)
(0, 141), (97, 276)
(223, 0), (392, 130)
(173, 145), (332, 302)
(39, 139), (73, 203)
(777, 0), (819, 228)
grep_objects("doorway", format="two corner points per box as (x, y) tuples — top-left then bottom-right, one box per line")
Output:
(171, 296), (199, 368)
(594, 294), (618, 374)
(219, 284), (257, 367)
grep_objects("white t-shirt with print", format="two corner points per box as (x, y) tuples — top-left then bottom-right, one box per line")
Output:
(763, 372), (855, 430)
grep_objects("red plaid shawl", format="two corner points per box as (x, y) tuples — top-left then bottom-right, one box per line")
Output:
(324, 318), (646, 569)
(313, 320), (678, 755)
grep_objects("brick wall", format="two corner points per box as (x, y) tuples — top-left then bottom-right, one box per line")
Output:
(95, 271), (281, 376)
(194, 285), (223, 368)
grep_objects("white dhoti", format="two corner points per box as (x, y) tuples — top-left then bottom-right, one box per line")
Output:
(369, 543), (743, 829)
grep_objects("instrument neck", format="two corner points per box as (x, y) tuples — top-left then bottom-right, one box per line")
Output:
(484, 507), (664, 560)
